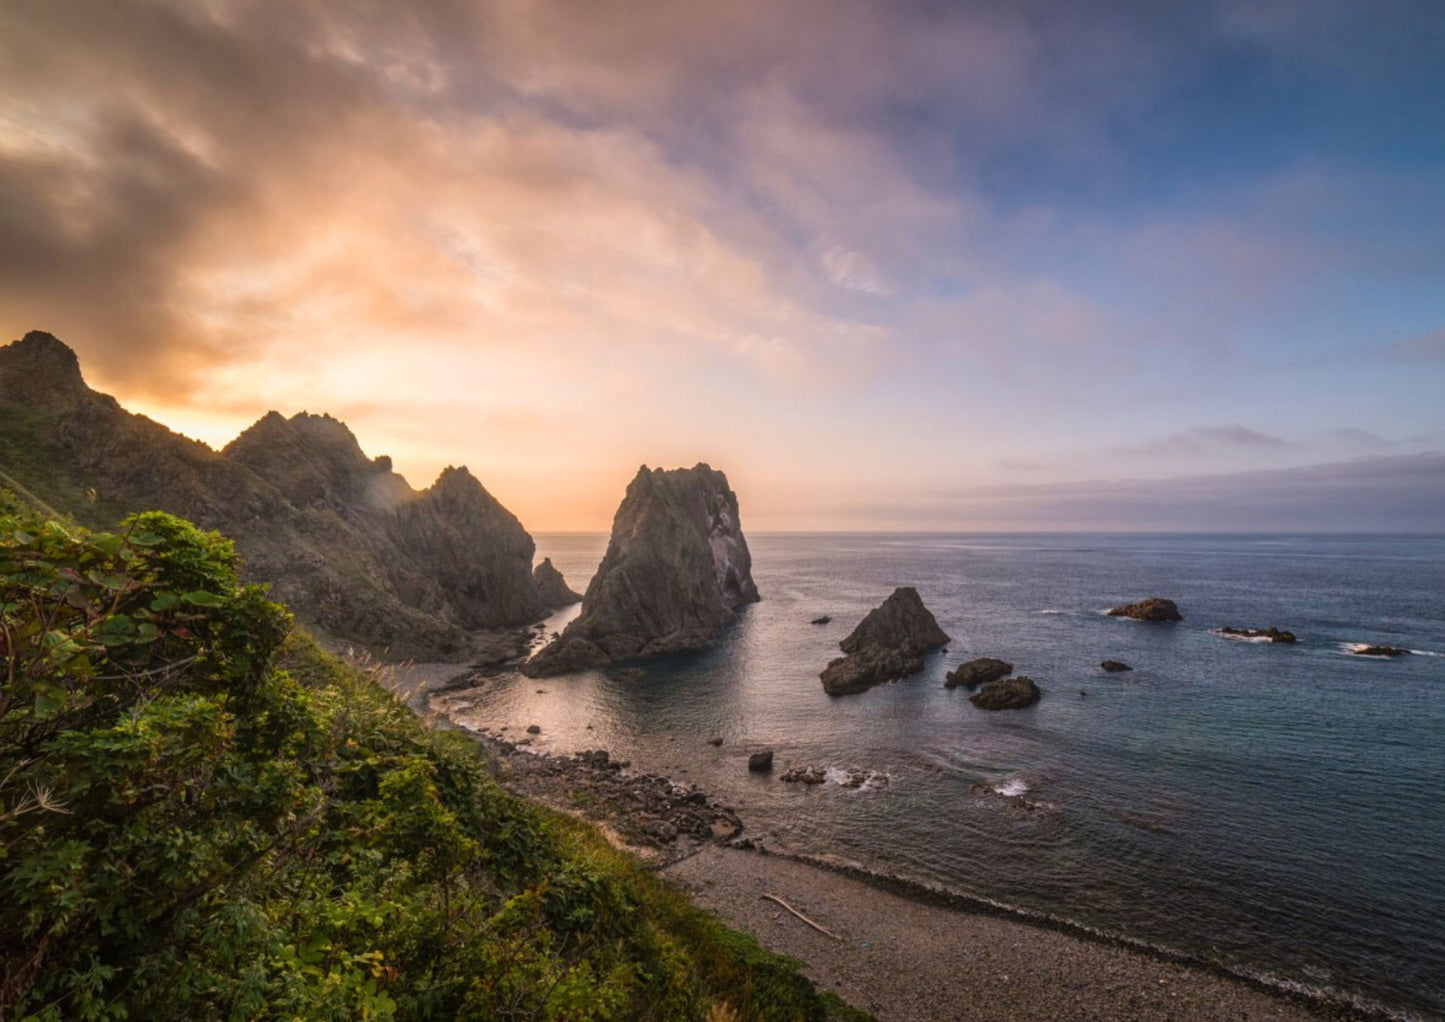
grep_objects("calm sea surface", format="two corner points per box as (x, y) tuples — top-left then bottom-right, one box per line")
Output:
(437, 533), (1445, 1018)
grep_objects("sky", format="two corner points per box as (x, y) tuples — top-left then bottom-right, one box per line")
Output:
(1, 0), (1443, 531)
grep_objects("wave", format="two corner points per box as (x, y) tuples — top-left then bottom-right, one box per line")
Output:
(1036, 608), (1067, 615)
(994, 777), (1029, 797)
(1213, 629), (1275, 644)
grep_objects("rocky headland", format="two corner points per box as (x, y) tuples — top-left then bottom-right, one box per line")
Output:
(1108, 597), (1183, 622)
(0, 331), (555, 658)
(523, 464), (759, 676)
(820, 587), (950, 695)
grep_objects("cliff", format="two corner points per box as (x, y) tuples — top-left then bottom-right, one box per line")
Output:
(524, 463), (759, 675)
(0, 330), (545, 657)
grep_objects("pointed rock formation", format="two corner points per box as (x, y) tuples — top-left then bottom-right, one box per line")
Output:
(0, 331), (544, 657)
(523, 464), (758, 676)
(821, 587), (950, 696)
(533, 557), (582, 608)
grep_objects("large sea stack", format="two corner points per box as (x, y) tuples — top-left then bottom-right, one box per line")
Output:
(820, 587), (950, 695)
(523, 464), (759, 676)
(0, 330), (548, 657)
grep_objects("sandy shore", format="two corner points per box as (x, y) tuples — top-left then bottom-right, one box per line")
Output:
(664, 845), (1365, 1022)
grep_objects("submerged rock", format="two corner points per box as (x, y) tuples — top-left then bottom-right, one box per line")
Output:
(524, 464), (759, 676)
(944, 657), (1013, 690)
(1219, 626), (1297, 644)
(1108, 597), (1183, 622)
(969, 676), (1042, 711)
(820, 587), (950, 696)
(533, 557), (582, 607)
(1100, 660), (1133, 672)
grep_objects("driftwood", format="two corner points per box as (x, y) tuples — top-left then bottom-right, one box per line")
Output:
(761, 893), (840, 940)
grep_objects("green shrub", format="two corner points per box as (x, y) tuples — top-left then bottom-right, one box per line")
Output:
(0, 508), (869, 1021)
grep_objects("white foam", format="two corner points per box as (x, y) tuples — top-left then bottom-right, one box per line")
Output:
(994, 778), (1029, 797)
(1037, 608), (1066, 616)
(1214, 630), (1273, 643)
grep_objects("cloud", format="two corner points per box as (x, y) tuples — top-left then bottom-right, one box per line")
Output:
(1117, 425), (1298, 458)
(836, 452), (1445, 532)
(1384, 328), (1445, 363)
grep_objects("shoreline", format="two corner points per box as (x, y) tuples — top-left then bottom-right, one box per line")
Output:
(419, 686), (1404, 1022)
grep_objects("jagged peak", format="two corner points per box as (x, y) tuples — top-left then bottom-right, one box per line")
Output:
(0, 330), (92, 411)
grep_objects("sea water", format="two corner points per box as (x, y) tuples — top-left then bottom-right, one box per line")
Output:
(438, 533), (1445, 1018)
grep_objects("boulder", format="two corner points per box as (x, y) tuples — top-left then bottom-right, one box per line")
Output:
(944, 657), (1013, 690)
(533, 557), (582, 607)
(1100, 660), (1132, 672)
(820, 587), (950, 696)
(524, 464), (758, 676)
(1219, 626), (1297, 644)
(748, 750), (774, 772)
(1108, 597), (1182, 622)
(969, 676), (1042, 711)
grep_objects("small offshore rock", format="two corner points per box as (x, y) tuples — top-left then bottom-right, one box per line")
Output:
(1100, 660), (1133, 672)
(748, 750), (774, 772)
(1219, 626), (1297, 644)
(945, 657), (1013, 690)
(1108, 597), (1183, 622)
(1353, 645), (1410, 657)
(811, 615), (831, 625)
(780, 765), (827, 785)
(969, 676), (1043, 711)
(708, 736), (724, 746)
(821, 587), (950, 695)
(526, 724), (542, 734)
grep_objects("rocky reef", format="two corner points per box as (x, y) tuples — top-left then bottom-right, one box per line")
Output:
(523, 464), (759, 676)
(944, 657), (1013, 690)
(969, 676), (1042, 710)
(532, 557), (582, 608)
(0, 331), (546, 658)
(1108, 597), (1183, 622)
(1352, 644), (1410, 657)
(820, 587), (950, 695)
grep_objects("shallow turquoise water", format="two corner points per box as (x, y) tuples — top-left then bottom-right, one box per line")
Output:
(446, 533), (1445, 1018)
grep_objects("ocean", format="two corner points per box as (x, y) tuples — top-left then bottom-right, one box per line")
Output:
(434, 533), (1445, 1019)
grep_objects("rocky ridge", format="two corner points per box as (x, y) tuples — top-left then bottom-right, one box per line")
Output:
(523, 464), (759, 676)
(0, 330), (561, 658)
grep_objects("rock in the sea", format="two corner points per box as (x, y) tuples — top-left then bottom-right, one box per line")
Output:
(969, 676), (1042, 710)
(748, 750), (774, 772)
(1100, 660), (1133, 672)
(820, 587), (950, 696)
(1219, 626), (1297, 644)
(533, 557), (582, 608)
(944, 657), (1013, 690)
(708, 736), (723, 747)
(1352, 645), (1410, 657)
(810, 615), (831, 625)
(779, 765), (827, 785)
(523, 464), (759, 676)
(1108, 597), (1183, 622)
(526, 724), (542, 734)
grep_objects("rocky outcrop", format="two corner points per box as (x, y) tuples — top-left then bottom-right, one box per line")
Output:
(1100, 660), (1133, 672)
(944, 657), (1013, 690)
(970, 676), (1042, 710)
(1218, 626), (1296, 644)
(0, 331), (547, 658)
(820, 587), (949, 695)
(1108, 597), (1183, 622)
(523, 464), (759, 676)
(533, 558), (582, 607)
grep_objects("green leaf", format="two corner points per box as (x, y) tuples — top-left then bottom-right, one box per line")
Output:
(182, 590), (226, 608)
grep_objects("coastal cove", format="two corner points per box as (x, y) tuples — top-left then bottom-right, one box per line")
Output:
(435, 531), (1445, 1020)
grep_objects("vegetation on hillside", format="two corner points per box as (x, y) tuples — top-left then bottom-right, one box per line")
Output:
(0, 503), (868, 1021)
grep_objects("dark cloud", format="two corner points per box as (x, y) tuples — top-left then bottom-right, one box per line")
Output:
(1117, 425), (1297, 458)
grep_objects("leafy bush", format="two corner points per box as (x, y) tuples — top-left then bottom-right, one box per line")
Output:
(0, 509), (869, 1021)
